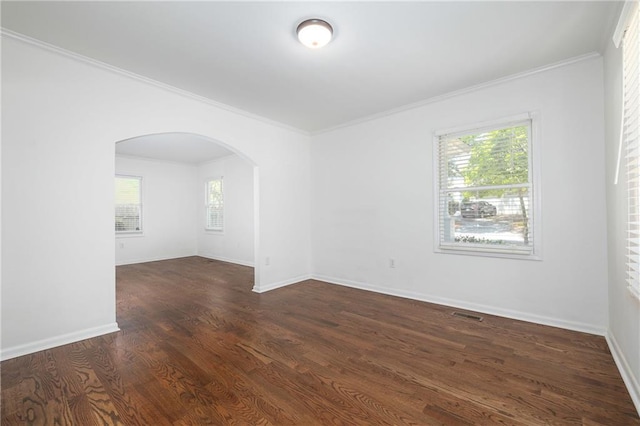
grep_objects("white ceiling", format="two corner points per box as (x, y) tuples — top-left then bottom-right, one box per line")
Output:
(2, 1), (620, 134)
(116, 133), (234, 164)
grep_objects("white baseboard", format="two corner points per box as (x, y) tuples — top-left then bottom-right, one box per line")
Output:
(198, 253), (255, 267)
(606, 331), (640, 416)
(253, 274), (312, 293)
(1, 322), (120, 361)
(311, 274), (607, 336)
(116, 254), (254, 267)
(115, 253), (197, 266)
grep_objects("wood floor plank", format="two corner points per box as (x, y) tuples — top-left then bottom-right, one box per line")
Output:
(2, 256), (638, 425)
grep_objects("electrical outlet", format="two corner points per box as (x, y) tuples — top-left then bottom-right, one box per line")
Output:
(389, 258), (395, 268)
(265, 256), (270, 266)
(119, 242), (125, 249)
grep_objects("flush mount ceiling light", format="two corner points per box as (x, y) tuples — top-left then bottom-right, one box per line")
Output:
(297, 19), (333, 49)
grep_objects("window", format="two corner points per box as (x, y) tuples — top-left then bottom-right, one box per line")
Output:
(622, 4), (640, 299)
(115, 175), (142, 234)
(205, 178), (224, 231)
(435, 115), (536, 257)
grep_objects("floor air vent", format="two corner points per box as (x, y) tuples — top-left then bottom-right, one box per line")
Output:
(452, 311), (484, 321)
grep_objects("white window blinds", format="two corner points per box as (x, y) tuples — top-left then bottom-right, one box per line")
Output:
(115, 175), (142, 233)
(623, 4), (640, 299)
(206, 178), (224, 231)
(435, 118), (534, 256)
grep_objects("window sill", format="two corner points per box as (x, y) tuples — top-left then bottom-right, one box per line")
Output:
(204, 229), (224, 235)
(116, 232), (144, 238)
(436, 245), (541, 261)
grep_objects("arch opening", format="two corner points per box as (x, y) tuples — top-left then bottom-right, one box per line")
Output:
(114, 131), (260, 289)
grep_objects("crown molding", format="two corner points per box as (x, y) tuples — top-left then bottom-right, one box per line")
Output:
(1, 28), (310, 137)
(313, 51), (602, 136)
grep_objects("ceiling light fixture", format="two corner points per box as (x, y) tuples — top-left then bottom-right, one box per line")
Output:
(297, 19), (333, 49)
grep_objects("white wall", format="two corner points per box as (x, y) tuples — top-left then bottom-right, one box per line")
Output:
(197, 155), (254, 266)
(115, 155), (198, 266)
(1, 35), (311, 359)
(603, 34), (640, 410)
(311, 57), (608, 334)
(114, 154), (254, 267)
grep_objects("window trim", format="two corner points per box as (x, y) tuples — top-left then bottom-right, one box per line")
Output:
(115, 174), (143, 236)
(432, 112), (542, 260)
(204, 176), (224, 232)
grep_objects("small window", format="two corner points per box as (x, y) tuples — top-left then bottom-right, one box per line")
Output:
(205, 178), (224, 231)
(435, 116), (537, 257)
(115, 175), (142, 234)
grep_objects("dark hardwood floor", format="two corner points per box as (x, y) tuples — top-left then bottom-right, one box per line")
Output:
(2, 256), (638, 425)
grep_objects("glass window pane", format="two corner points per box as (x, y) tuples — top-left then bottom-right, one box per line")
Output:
(115, 176), (142, 233)
(437, 120), (533, 255)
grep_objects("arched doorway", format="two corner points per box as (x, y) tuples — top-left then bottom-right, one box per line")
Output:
(114, 132), (260, 287)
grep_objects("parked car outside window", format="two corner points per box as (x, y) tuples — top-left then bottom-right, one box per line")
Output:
(460, 201), (497, 218)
